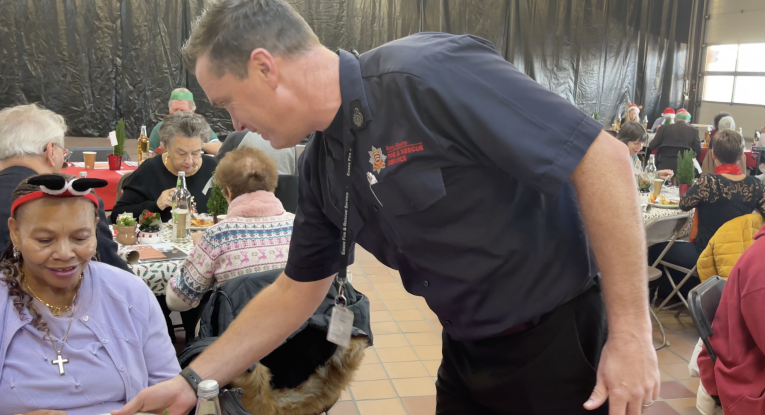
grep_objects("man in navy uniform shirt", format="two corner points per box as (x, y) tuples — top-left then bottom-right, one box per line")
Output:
(118, 1), (660, 414)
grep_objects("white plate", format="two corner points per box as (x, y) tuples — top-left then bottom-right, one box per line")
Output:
(650, 202), (680, 209)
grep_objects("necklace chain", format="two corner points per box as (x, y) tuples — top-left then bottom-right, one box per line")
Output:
(21, 268), (82, 317)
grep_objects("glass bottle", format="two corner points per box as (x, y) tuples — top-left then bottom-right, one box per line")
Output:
(642, 115), (649, 130)
(172, 171), (191, 242)
(644, 154), (657, 181)
(137, 125), (149, 164)
(195, 380), (222, 415)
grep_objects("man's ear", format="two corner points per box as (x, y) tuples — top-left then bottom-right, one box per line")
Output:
(249, 48), (279, 90)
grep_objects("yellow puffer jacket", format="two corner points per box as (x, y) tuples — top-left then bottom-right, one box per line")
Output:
(697, 213), (764, 282)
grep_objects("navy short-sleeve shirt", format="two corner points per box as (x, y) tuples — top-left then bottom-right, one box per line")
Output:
(286, 32), (604, 341)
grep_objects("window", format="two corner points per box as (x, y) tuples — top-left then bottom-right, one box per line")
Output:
(703, 43), (765, 105)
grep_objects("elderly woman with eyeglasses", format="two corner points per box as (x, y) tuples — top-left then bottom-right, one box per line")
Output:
(111, 113), (218, 224)
(0, 104), (129, 272)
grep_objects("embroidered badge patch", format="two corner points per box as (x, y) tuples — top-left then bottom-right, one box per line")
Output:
(369, 146), (387, 173)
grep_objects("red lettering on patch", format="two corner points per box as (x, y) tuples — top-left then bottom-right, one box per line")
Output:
(385, 141), (423, 166)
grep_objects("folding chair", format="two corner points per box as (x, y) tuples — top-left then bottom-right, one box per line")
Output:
(688, 276), (726, 364)
(644, 213), (692, 349)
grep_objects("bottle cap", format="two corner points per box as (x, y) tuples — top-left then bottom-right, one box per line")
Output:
(79, 172), (87, 178)
(197, 379), (219, 399)
(178, 171), (186, 177)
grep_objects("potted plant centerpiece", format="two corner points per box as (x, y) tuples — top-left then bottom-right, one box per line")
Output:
(114, 213), (137, 245)
(138, 210), (162, 244)
(206, 173), (229, 224)
(677, 149), (697, 195)
(108, 119), (126, 171)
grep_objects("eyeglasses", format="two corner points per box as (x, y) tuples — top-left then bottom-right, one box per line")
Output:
(53, 143), (71, 162)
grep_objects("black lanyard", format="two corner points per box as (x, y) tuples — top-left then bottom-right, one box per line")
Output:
(335, 145), (353, 306)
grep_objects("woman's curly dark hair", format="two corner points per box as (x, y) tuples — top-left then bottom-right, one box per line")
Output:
(0, 173), (99, 341)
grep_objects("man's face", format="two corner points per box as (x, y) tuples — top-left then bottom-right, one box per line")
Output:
(169, 100), (194, 114)
(195, 53), (308, 149)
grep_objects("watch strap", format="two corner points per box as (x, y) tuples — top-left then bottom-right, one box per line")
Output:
(180, 366), (202, 394)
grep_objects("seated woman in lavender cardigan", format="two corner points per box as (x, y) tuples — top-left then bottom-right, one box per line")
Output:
(0, 174), (180, 415)
(166, 147), (294, 312)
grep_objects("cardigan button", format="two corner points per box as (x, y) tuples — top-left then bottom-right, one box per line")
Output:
(82, 316), (89, 322)
(102, 339), (109, 344)
(119, 365), (125, 372)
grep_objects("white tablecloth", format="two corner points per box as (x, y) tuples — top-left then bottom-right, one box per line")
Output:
(641, 187), (694, 239)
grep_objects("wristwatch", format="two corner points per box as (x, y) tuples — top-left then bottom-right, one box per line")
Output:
(180, 367), (202, 394)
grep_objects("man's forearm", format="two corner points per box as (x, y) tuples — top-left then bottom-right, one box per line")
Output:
(188, 273), (334, 384)
(571, 132), (651, 335)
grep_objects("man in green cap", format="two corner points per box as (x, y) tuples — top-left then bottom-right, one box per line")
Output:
(149, 87), (221, 153)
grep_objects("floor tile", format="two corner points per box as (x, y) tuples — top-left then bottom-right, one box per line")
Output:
(661, 370), (675, 381)
(392, 377), (437, 397)
(659, 381), (697, 399)
(354, 363), (389, 381)
(368, 275), (397, 284)
(374, 334), (410, 349)
(657, 349), (687, 364)
(430, 319), (443, 331)
(364, 291), (382, 301)
(391, 309), (426, 321)
(405, 332), (442, 346)
(399, 320), (436, 333)
(421, 309), (439, 320)
(679, 379), (700, 395)
(422, 360), (441, 377)
(401, 396), (437, 415)
(378, 290), (411, 300)
(643, 401), (681, 415)
(339, 387), (352, 401)
(350, 380), (397, 400)
(362, 267), (393, 276)
(376, 346), (420, 362)
(371, 311), (394, 323)
(667, 398), (703, 415)
(371, 322), (401, 335)
(369, 301), (388, 311)
(373, 282), (406, 292)
(362, 348), (380, 365)
(383, 299), (419, 310)
(661, 363), (694, 380)
(384, 361), (430, 378)
(328, 401), (359, 415)
(413, 345), (442, 360)
(356, 399), (407, 415)
(352, 283), (373, 292)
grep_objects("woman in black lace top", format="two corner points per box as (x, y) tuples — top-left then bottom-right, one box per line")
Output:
(680, 129), (765, 253)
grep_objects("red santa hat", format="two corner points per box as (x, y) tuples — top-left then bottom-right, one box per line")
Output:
(627, 104), (640, 116)
(662, 108), (676, 117)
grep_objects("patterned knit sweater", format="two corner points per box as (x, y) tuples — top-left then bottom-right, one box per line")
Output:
(169, 191), (294, 307)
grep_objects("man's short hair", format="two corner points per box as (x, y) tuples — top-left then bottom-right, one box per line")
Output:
(183, 0), (320, 79)
(0, 104), (66, 160)
(713, 129), (745, 165)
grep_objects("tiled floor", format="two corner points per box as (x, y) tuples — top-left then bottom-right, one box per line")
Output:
(329, 246), (704, 415)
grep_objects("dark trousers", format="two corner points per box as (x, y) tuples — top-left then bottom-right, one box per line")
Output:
(155, 294), (210, 346)
(648, 241), (700, 300)
(436, 285), (608, 415)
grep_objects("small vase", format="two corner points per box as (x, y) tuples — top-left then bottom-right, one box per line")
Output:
(114, 225), (137, 245)
(138, 226), (161, 244)
(107, 154), (123, 171)
(679, 184), (691, 195)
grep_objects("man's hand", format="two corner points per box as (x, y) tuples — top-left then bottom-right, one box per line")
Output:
(658, 170), (673, 180)
(584, 334), (660, 414)
(571, 131), (660, 414)
(113, 376), (196, 415)
(157, 188), (175, 210)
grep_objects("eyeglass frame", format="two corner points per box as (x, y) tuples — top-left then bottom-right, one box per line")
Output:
(49, 142), (71, 162)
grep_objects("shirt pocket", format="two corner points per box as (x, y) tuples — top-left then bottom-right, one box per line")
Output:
(372, 166), (446, 216)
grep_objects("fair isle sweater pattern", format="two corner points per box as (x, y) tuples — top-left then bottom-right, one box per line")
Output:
(172, 214), (295, 306)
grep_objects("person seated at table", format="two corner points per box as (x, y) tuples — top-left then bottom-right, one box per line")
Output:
(617, 121), (673, 179)
(149, 88), (222, 155)
(648, 110), (702, 173)
(0, 104), (130, 273)
(166, 147), (294, 312)
(215, 130), (297, 174)
(651, 107), (676, 131)
(111, 112), (218, 223)
(649, 130), (765, 302)
(709, 112), (732, 147)
(620, 103), (641, 125)
(696, 222), (765, 414)
(0, 173), (180, 415)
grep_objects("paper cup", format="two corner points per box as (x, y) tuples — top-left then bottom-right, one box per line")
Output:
(83, 151), (97, 170)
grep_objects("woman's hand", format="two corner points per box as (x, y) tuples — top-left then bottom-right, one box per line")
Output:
(191, 231), (205, 246)
(16, 411), (66, 415)
(658, 170), (674, 180)
(157, 189), (175, 210)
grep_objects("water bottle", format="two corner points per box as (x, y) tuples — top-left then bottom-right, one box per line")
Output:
(195, 380), (222, 415)
(172, 171), (191, 242)
(644, 154), (657, 181)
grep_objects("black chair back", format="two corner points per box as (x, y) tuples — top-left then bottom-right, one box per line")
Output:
(70, 147), (131, 162)
(688, 275), (726, 364)
(115, 171), (134, 203)
(275, 174), (299, 214)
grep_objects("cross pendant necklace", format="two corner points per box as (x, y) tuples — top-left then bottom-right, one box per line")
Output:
(52, 351), (69, 375)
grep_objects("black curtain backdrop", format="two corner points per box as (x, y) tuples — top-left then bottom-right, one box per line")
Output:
(0, 0), (691, 137)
